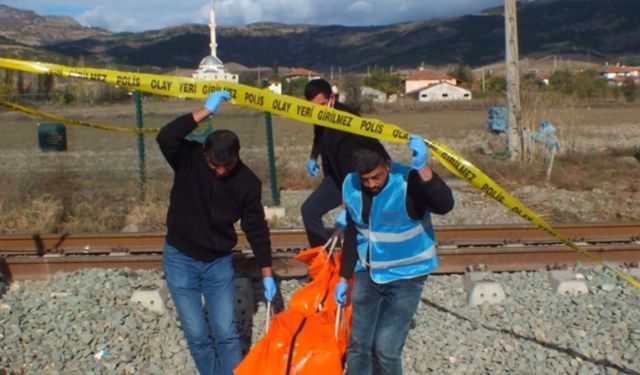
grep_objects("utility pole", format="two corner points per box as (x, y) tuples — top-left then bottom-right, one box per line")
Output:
(505, 0), (523, 161)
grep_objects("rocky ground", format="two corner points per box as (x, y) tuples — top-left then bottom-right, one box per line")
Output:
(272, 177), (640, 231)
(1, 266), (638, 374)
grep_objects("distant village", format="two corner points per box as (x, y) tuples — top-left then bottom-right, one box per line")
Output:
(157, 1), (638, 106)
(162, 1), (474, 104)
(3, 0), (639, 106)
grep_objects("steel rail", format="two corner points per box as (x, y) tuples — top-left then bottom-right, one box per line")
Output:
(1, 222), (639, 252)
(1, 223), (639, 281)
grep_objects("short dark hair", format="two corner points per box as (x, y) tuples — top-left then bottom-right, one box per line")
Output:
(352, 142), (391, 174)
(203, 129), (240, 163)
(304, 78), (332, 100)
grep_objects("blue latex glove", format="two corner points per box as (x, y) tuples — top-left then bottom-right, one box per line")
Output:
(335, 208), (347, 230)
(408, 134), (429, 170)
(334, 281), (348, 306)
(306, 158), (320, 177)
(203, 91), (231, 113)
(263, 276), (277, 302)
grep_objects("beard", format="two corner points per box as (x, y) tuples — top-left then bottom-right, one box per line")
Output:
(363, 185), (381, 196)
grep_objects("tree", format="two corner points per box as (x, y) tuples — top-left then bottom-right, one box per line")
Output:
(363, 68), (401, 96)
(35, 74), (55, 101)
(270, 62), (280, 82)
(610, 85), (621, 102)
(621, 78), (636, 103)
(521, 71), (546, 91)
(340, 74), (363, 111)
(16, 72), (25, 95)
(549, 69), (574, 95)
(485, 75), (506, 94)
(573, 69), (605, 100)
(3, 69), (14, 87)
(447, 64), (474, 87)
(282, 78), (308, 97)
(1, 69), (15, 100)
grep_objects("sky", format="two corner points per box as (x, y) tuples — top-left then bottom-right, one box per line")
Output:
(3, 0), (506, 33)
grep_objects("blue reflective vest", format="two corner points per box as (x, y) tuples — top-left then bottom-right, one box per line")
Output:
(342, 162), (438, 284)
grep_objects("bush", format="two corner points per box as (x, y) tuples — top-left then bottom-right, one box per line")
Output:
(621, 78), (636, 103)
(340, 74), (363, 111)
(363, 68), (402, 96)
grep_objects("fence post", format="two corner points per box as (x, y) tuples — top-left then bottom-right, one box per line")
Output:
(263, 80), (280, 206)
(134, 91), (146, 200)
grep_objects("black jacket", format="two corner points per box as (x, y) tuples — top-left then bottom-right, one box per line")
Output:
(313, 102), (383, 187)
(156, 113), (272, 268)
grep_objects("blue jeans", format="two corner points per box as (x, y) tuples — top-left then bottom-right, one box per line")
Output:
(301, 175), (342, 247)
(347, 271), (425, 375)
(162, 242), (242, 375)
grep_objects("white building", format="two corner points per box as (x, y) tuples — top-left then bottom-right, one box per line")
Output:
(408, 82), (472, 102)
(361, 86), (387, 103)
(404, 67), (457, 94)
(193, 0), (238, 83)
(600, 63), (640, 86)
(337, 86), (388, 103)
(268, 81), (282, 95)
(600, 64), (640, 80)
(281, 67), (323, 82)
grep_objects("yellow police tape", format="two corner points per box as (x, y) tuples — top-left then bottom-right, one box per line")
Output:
(0, 100), (160, 133)
(1, 57), (638, 289)
(0, 58), (410, 141)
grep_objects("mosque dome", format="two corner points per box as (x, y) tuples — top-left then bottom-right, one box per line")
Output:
(198, 55), (224, 73)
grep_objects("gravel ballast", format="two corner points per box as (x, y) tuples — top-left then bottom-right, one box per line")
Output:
(0, 264), (638, 374)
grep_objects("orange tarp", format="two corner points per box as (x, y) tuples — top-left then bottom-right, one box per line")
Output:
(235, 246), (352, 375)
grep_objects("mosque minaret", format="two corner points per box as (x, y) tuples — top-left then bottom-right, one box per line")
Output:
(193, 0), (238, 82)
(208, 1), (218, 59)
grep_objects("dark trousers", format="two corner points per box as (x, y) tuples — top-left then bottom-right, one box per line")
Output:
(301, 175), (342, 247)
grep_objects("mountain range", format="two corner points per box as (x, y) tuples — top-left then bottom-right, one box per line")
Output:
(0, 0), (639, 73)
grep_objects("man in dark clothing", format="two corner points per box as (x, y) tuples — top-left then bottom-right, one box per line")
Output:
(302, 78), (385, 247)
(334, 136), (454, 375)
(156, 91), (277, 375)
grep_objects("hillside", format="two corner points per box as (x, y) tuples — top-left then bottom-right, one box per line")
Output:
(0, 5), (108, 46)
(0, 0), (639, 71)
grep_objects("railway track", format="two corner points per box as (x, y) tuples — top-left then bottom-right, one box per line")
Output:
(1, 223), (639, 281)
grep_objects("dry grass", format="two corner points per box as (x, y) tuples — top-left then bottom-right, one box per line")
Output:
(0, 195), (63, 234)
(122, 187), (169, 233)
(0, 96), (639, 234)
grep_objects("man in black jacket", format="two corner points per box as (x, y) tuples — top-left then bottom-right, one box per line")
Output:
(302, 78), (385, 247)
(157, 91), (277, 375)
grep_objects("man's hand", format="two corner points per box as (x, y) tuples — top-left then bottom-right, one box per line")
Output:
(307, 158), (320, 177)
(263, 276), (277, 302)
(335, 208), (347, 230)
(334, 281), (348, 305)
(204, 91), (231, 113)
(408, 134), (429, 170)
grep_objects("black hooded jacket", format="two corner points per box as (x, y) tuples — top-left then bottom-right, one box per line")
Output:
(156, 113), (272, 268)
(312, 102), (383, 187)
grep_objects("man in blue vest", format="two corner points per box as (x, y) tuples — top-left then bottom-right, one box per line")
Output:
(334, 135), (454, 375)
